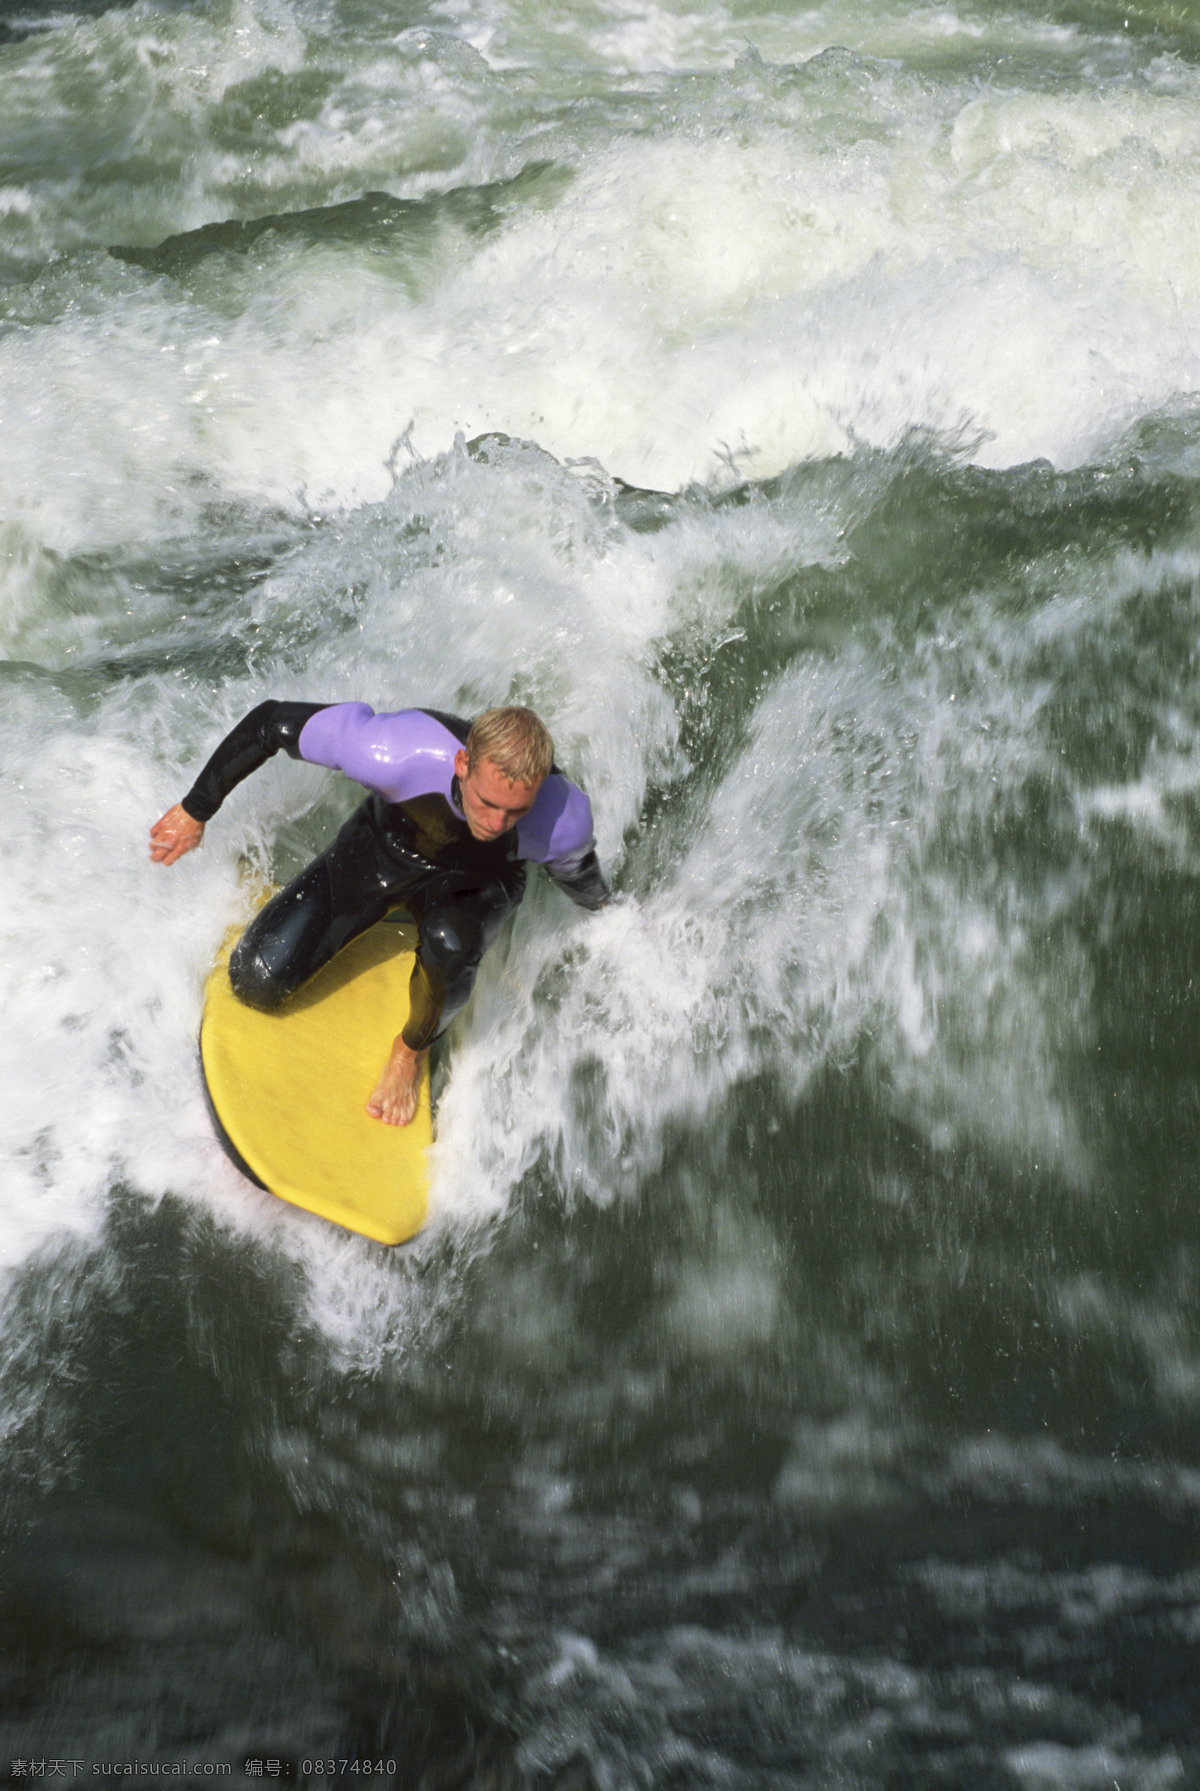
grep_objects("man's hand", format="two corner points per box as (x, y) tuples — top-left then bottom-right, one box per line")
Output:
(150, 803), (205, 865)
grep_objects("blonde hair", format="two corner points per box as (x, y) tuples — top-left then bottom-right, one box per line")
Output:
(465, 706), (554, 786)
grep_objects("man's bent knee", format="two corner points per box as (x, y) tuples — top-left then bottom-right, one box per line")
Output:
(419, 910), (484, 980)
(228, 935), (292, 1012)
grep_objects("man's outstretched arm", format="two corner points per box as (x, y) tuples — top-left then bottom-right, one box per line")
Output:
(149, 699), (330, 863)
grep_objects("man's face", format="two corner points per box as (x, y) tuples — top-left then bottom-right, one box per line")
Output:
(454, 748), (543, 841)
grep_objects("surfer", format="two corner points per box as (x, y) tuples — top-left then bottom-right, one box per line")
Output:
(150, 702), (609, 1126)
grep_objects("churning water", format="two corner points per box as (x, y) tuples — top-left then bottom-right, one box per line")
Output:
(4, 0), (1200, 1784)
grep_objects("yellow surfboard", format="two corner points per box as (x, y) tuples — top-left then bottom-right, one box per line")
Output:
(199, 906), (430, 1245)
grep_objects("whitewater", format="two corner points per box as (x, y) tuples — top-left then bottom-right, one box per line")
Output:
(3, 0), (1200, 1783)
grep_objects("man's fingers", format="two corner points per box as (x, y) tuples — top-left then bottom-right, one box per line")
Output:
(149, 805), (204, 864)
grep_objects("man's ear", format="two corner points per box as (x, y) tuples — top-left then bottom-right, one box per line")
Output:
(454, 747), (470, 780)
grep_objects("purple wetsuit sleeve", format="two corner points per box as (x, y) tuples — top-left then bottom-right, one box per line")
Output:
(516, 776), (595, 863)
(298, 706), (461, 804)
(518, 777), (610, 909)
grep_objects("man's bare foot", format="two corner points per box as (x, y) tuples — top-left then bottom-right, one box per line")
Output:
(366, 1036), (427, 1127)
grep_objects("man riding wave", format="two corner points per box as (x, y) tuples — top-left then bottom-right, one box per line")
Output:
(151, 702), (609, 1126)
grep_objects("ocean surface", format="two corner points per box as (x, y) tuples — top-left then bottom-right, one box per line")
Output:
(3, 0), (1200, 1783)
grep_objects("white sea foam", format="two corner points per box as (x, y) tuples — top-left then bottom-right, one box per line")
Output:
(4, 7), (1200, 570)
(0, 424), (1105, 1324)
(0, 678), (232, 1268)
(2, 0), (1199, 1354)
